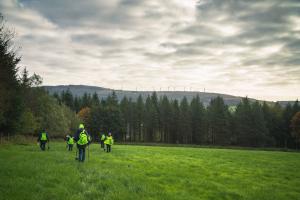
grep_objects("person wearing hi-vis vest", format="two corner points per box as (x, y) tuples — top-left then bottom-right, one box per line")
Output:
(67, 136), (74, 151)
(104, 132), (114, 153)
(37, 130), (49, 151)
(74, 124), (90, 162)
(100, 133), (106, 149)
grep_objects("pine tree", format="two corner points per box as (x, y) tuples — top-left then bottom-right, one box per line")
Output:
(120, 96), (130, 141)
(207, 96), (231, 145)
(291, 111), (300, 149)
(262, 102), (283, 146)
(282, 103), (294, 148)
(91, 92), (100, 106)
(144, 96), (153, 142)
(159, 95), (172, 143)
(234, 98), (268, 147)
(190, 95), (205, 144)
(0, 14), (24, 135)
(73, 96), (80, 113)
(170, 100), (180, 143)
(251, 101), (268, 146)
(62, 89), (74, 108)
(136, 95), (144, 142)
(179, 97), (191, 144)
(150, 92), (160, 142)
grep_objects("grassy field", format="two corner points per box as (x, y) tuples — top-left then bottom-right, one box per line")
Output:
(0, 143), (300, 200)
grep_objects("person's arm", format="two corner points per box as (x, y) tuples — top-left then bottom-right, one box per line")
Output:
(74, 130), (80, 142)
(37, 133), (41, 142)
(46, 132), (50, 142)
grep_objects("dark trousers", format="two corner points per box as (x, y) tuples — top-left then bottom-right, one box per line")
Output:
(106, 144), (111, 152)
(77, 144), (86, 162)
(68, 144), (73, 151)
(100, 140), (104, 148)
(40, 141), (47, 151)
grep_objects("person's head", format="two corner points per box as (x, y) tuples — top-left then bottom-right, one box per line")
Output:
(108, 132), (112, 136)
(79, 124), (84, 129)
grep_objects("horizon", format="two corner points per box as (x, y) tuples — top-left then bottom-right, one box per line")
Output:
(1, 0), (300, 101)
(43, 84), (299, 102)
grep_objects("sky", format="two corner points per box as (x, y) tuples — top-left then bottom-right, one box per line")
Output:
(1, 0), (300, 101)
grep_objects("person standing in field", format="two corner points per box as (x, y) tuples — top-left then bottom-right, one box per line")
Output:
(67, 136), (74, 151)
(65, 135), (70, 149)
(100, 133), (106, 149)
(104, 132), (114, 153)
(37, 130), (49, 151)
(74, 124), (90, 162)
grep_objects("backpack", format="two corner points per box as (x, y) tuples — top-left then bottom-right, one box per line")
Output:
(78, 131), (88, 145)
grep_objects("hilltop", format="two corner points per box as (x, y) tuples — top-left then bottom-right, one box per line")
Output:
(43, 85), (294, 106)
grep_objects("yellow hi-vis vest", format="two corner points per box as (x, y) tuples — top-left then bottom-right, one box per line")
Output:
(104, 136), (113, 145)
(68, 137), (74, 145)
(41, 132), (47, 141)
(101, 134), (106, 141)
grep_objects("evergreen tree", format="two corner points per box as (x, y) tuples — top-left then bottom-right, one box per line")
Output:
(207, 96), (231, 145)
(82, 92), (91, 108)
(73, 96), (80, 113)
(251, 101), (269, 146)
(179, 97), (192, 144)
(120, 96), (130, 141)
(91, 92), (100, 106)
(144, 96), (153, 142)
(159, 95), (172, 143)
(291, 111), (300, 149)
(235, 98), (268, 147)
(150, 92), (160, 142)
(190, 95), (205, 144)
(262, 102), (283, 146)
(62, 89), (74, 108)
(282, 103), (294, 148)
(53, 92), (61, 105)
(170, 100), (180, 143)
(0, 14), (24, 135)
(136, 95), (145, 142)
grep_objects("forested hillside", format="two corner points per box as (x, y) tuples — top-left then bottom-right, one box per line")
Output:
(52, 89), (300, 149)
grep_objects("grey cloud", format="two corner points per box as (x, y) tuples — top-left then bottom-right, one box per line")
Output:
(1, 0), (300, 100)
(71, 34), (125, 46)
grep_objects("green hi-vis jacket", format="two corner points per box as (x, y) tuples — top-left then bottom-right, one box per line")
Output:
(41, 132), (47, 141)
(77, 131), (89, 145)
(104, 136), (114, 145)
(100, 134), (106, 141)
(68, 137), (74, 145)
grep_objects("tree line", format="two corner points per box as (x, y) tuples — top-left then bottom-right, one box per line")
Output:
(0, 15), (79, 139)
(54, 89), (300, 149)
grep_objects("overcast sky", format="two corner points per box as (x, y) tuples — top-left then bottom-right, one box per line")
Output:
(1, 0), (300, 101)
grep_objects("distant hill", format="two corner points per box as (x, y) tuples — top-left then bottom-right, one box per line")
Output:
(43, 85), (293, 107)
(277, 101), (298, 107)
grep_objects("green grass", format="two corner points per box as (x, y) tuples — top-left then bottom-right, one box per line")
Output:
(0, 143), (299, 200)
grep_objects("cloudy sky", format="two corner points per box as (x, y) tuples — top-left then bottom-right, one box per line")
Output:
(1, 0), (300, 101)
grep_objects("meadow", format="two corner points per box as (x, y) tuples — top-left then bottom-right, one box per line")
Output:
(0, 143), (299, 200)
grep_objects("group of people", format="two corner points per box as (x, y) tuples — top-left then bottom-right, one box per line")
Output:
(37, 123), (114, 162)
